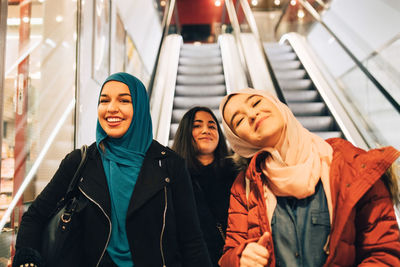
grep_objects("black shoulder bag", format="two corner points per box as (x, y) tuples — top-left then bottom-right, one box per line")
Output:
(41, 145), (88, 266)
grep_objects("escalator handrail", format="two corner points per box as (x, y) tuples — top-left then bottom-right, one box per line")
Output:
(224, 0), (253, 88)
(0, 100), (76, 231)
(298, 0), (400, 113)
(238, 0), (286, 104)
(147, 0), (178, 98)
(273, 0), (291, 39)
(276, 0), (400, 113)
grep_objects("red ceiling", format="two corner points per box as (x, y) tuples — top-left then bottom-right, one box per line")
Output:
(176, 0), (225, 25)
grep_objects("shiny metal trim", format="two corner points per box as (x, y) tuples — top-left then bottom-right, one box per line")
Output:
(0, 0), (7, 181)
(160, 186), (168, 267)
(0, 100), (76, 231)
(79, 187), (112, 267)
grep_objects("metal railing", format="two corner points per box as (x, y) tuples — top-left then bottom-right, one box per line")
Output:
(0, 100), (75, 231)
(275, 0), (400, 113)
(148, 0), (178, 98)
(224, 0), (253, 88)
(237, 0), (286, 103)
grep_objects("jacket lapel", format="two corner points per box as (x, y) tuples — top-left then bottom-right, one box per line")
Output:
(127, 141), (169, 215)
(78, 143), (112, 217)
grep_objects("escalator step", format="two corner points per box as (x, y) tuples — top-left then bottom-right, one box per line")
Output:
(264, 43), (292, 54)
(180, 48), (221, 58)
(173, 96), (223, 109)
(270, 60), (301, 70)
(175, 85), (226, 96)
(182, 43), (219, 50)
(285, 90), (320, 102)
(274, 69), (306, 80)
(313, 131), (343, 139)
(279, 79), (313, 90)
(179, 57), (222, 66)
(267, 52), (297, 62)
(171, 109), (222, 123)
(169, 123), (179, 140)
(288, 102), (327, 116)
(178, 65), (223, 75)
(176, 74), (225, 85)
(297, 116), (334, 131)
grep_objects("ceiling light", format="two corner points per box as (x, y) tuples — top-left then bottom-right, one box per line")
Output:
(290, 0), (296, 6)
(274, 0), (281, 5)
(297, 9), (305, 19)
(56, 15), (63, 23)
(251, 0), (258, 6)
(215, 0), (221, 7)
(160, 0), (166, 7)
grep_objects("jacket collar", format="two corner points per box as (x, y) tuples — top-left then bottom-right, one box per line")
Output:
(79, 140), (172, 217)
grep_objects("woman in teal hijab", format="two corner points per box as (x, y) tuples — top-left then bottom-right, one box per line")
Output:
(96, 72), (153, 266)
(13, 72), (212, 267)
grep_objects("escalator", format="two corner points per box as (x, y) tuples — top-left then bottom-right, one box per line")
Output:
(264, 42), (343, 140)
(168, 43), (227, 146)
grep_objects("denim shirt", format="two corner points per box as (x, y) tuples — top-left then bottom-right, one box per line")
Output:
(271, 181), (330, 267)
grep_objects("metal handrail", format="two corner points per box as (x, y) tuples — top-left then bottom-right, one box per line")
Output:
(148, 0), (178, 98)
(0, 100), (76, 231)
(297, 0), (400, 113)
(273, 0), (291, 39)
(238, 0), (286, 104)
(224, 0), (253, 88)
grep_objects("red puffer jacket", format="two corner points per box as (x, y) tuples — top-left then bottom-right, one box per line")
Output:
(219, 138), (400, 267)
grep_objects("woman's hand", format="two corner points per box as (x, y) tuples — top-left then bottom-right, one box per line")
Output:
(240, 232), (271, 267)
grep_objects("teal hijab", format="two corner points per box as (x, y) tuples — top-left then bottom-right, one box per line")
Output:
(96, 72), (153, 266)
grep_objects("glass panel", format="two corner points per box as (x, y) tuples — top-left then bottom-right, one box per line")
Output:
(1, 0), (77, 262)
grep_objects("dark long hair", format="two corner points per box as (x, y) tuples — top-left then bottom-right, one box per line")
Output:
(172, 106), (229, 170)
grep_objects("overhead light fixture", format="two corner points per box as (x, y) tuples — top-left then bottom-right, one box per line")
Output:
(160, 0), (166, 7)
(297, 9), (305, 19)
(56, 15), (63, 23)
(290, 0), (296, 6)
(251, 0), (258, 6)
(274, 0), (281, 5)
(215, 0), (221, 7)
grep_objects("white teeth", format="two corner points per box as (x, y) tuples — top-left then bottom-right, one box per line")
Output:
(107, 117), (122, 122)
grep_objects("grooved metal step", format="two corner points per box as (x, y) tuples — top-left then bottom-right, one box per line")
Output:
(175, 85), (226, 96)
(176, 74), (225, 85)
(173, 96), (223, 109)
(169, 43), (227, 144)
(178, 65), (223, 75)
(265, 42), (343, 138)
(179, 57), (222, 66)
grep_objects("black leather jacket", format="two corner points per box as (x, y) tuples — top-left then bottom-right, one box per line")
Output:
(14, 140), (211, 267)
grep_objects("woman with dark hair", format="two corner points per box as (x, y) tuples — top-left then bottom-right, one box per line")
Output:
(172, 106), (238, 267)
(13, 73), (212, 267)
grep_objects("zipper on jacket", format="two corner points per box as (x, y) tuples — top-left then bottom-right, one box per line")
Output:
(160, 186), (168, 267)
(79, 187), (112, 267)
(216, 222), (226, 241)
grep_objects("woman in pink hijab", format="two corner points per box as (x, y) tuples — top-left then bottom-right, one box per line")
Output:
(219, 88), (400, 267)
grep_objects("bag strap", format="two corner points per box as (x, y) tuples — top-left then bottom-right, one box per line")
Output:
(64, 145), (88, 200)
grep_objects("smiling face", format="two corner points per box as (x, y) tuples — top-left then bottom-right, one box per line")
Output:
(223, 93), (284, 148)
(192, 110), (219, 160)
(98, 81), (133, 138)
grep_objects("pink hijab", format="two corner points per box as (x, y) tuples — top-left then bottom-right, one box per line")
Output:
(220, 88), (333, 223)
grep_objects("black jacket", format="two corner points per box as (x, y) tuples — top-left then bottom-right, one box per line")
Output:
(14, 140), (212, 267)
(189, 159), (238, 266)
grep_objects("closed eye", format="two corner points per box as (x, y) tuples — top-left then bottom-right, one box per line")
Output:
(253, 99), (261, 107)
(236, 117), (243, 127)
